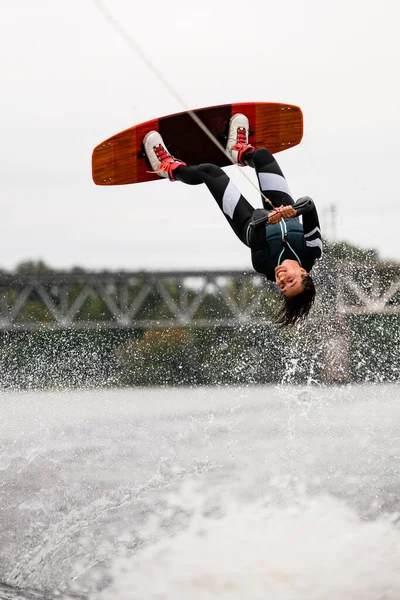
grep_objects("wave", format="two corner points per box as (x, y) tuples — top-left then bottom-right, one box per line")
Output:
(95, 493), (400, 600)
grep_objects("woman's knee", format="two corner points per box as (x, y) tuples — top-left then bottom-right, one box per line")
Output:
(197, 163), (225, 178)
(252, 147), (275, 167)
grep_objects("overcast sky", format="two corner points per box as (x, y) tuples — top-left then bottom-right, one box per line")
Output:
(1, 0), (400, 272)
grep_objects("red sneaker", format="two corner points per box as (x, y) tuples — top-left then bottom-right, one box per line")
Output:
(226, 113), (255, 166)
(143, 131), (186, 181)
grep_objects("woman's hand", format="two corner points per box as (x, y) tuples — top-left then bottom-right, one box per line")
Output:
(267, 205), (297, 224)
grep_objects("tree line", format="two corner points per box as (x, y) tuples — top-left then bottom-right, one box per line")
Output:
(0, 242), (399, 389)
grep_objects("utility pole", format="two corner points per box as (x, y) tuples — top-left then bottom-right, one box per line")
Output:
(322, 203), (337, 242)
(330, 203), (337, 242)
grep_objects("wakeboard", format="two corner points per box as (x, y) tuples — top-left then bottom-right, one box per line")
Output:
(92, 102), (303, 186)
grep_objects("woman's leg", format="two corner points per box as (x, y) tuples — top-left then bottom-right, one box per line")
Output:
(175, 163), (254, 247)
(243, 148), (294, 209)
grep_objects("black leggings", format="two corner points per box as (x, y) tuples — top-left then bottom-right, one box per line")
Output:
(174, 148), (294, 247)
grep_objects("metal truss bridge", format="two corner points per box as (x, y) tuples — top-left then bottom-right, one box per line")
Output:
(0, 262), (399, 331)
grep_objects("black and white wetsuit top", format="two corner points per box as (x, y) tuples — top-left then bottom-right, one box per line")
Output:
(248, 197), (323, 281)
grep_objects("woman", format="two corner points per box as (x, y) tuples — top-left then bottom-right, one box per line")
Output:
(143, 114), (323, 326)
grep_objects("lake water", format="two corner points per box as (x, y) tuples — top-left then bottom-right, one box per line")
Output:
(0, 384), (399, 599)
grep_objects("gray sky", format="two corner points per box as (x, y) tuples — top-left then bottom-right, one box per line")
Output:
(1, 0), (400, 271)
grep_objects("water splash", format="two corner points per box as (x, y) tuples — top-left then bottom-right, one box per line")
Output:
(96, 494), (400, 600)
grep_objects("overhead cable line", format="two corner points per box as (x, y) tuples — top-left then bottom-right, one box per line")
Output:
(93, 0), (275, 208)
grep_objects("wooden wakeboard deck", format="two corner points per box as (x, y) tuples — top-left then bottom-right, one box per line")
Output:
(92, 102), (303, 186)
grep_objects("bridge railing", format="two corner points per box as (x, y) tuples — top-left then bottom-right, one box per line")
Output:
(0, 270), (278, 331)
(1, 263), (399, 331)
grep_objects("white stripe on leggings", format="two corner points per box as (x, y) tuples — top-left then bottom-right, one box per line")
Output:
(258, 172), (291, 195)
(222, 180), (241, 219)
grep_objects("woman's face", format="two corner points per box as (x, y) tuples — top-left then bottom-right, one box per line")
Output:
(275, 261), (308, 297)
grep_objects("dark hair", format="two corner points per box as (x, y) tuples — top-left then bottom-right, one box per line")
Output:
(274, 274), (316, 328)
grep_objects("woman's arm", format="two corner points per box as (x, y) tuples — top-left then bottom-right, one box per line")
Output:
(294, 197), (323, 257)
